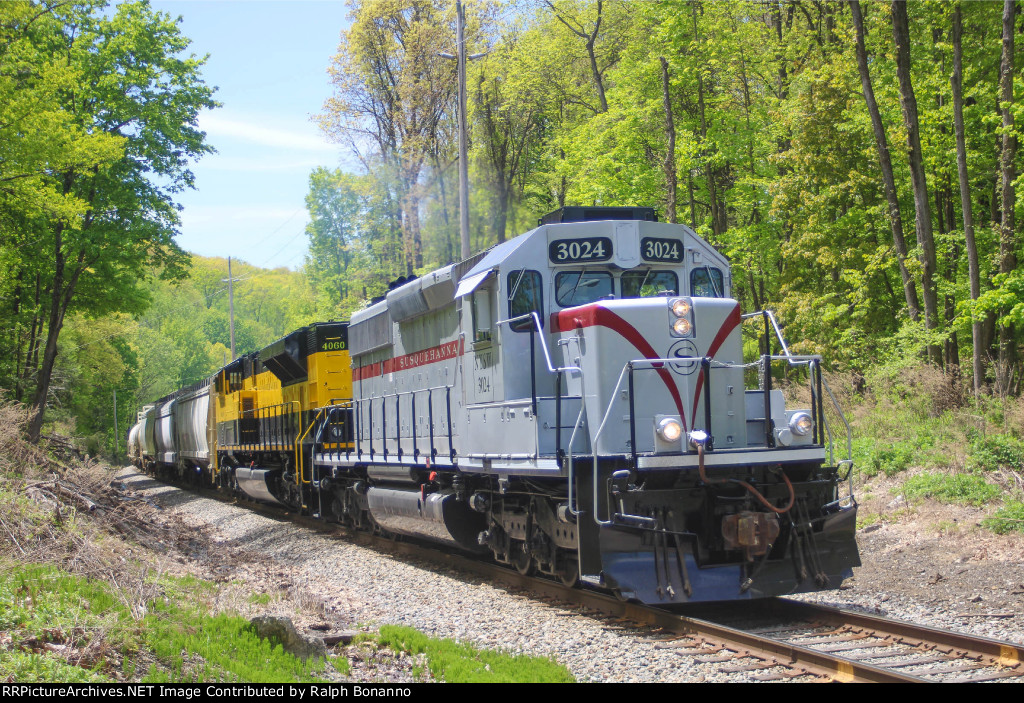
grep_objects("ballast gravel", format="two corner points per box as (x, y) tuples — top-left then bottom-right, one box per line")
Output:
(117, 468), (1024, 683)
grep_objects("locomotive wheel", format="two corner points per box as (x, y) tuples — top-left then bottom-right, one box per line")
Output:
(511, 542), (534, 576)
(556, 555), (579, 588)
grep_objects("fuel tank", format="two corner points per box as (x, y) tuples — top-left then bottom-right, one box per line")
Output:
(366, 487), (486, 552)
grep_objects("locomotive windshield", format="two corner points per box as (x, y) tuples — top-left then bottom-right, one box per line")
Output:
(621, 269), (678, 298)
(555, 270), (613, 307)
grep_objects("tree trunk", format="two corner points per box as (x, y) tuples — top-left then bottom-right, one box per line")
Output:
(687, 171), (696, 229)
(950, 6), (984, 394)
(850, 0), (920, 323)
(545, 0), (608, 113)
(659, 57), (677, 224)
(27, 225), (84, 443)
(433, 153), (454, 263)
(891, 0), (941, 364)
(492, 177), (509, 245)
(996, 0), (1018, 395)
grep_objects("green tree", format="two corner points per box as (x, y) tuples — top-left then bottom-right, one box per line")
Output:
(0, 1), (216, 441)
(320, 0), (456, 276)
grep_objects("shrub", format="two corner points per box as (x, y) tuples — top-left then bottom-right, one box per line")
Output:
(968, 434), (1024, 473)
(853, 440), (918, 478)
(982, 501), (1024, 534)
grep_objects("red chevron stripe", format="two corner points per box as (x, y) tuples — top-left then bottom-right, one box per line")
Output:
(554, 305), (687, 428)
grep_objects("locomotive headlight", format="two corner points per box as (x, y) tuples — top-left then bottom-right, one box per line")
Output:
(657, 417), (683, 443)
(790, 411), (813, 436)
(670, 298), (694, 337)
(672, 317), (693, 336)
(671, 298), (692, 317)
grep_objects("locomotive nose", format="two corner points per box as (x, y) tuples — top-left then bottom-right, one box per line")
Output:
(556, 296), (744, 456)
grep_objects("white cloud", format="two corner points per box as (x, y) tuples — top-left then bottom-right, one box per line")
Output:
(200, 113), (335, 153)
(197, 155), (334, 172)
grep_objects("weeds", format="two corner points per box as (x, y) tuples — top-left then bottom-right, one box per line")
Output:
(900, 472), (1001, 507)
(377, 625), (573, 683)
(982, 501), (1024, 534)
(820, 365), (1024, 533)
(856, 512), (883, 530)
(968, 434), (1024, 473)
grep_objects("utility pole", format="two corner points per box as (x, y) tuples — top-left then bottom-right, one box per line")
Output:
(223, 257), (239, 359)
(440, 1), (486, 260)
(456, 0), (470, 259)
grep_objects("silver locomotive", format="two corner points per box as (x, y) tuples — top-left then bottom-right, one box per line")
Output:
(312, 206), (859, 603)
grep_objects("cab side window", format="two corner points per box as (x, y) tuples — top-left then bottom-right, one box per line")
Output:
(507, 270), (543, 332)
(472, 287), (493, 343)
(691, 267), (724, 297)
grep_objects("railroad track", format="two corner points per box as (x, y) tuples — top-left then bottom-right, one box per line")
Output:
(136, 471), (1024, 683)
(367, 535), (1024, 683)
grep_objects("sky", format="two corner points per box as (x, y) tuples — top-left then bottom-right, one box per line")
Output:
(152, 0), (354, 270)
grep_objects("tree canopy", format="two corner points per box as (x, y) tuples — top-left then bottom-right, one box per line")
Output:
(311, 0), (1024, 395)
(0, 0), (216, 440)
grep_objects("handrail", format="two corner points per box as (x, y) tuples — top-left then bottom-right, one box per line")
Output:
(495, 311), (582, 378)
(495, 311), (588, 516)
(741, 309), (791, 357)
(820, 373), (853, 464)
(358, 382), (457, 464)
(296, 406), (326, 487)
(240, 400), (300, 453)
(589, 353), (853, 526)
(311, 400), (353, 462)
(736, 318), (854, 474)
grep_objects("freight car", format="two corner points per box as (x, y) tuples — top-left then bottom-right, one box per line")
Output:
(130, 206), (859, 604)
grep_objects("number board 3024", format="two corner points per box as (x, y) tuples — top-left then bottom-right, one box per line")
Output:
(641, 237), (684, 263)
(548, 237), (613, 264)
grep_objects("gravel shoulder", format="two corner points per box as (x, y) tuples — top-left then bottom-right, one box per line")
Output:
(794, 472), (1024, 643)
(116, 467), (1024, 683)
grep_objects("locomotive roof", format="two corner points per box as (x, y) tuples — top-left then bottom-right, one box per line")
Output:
(457, 219), (728, 289)
(350, 218), (728, 328)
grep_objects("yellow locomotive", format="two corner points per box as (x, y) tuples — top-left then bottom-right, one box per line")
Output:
(135, 321), (352, 512)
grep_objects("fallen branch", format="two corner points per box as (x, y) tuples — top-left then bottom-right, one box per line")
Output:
(54, 481), (99, 513)
(0, 514), (26, 555)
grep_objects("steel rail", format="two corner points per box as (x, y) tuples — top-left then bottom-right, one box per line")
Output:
(144, 471), (1021, 683)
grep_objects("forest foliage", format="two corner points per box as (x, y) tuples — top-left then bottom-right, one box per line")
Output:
(0, 0), (216, 443)
(311, 0), (1024, 399)
(5, 0), (1024, 452)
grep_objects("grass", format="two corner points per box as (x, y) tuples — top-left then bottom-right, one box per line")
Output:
(1, 652), (111, 683)
(899, 472), (1001, 507)
(377, 625), (574, 683)
(0, 565), (336, 683)
(142, 574), (335, 683)
(0, 564), (576, 683)
(856, 511), (883, 530)
(248, 592), (275, 606)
